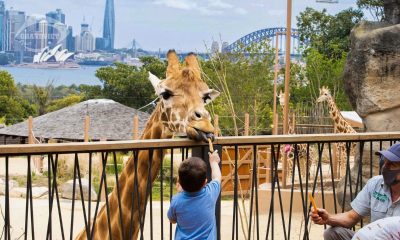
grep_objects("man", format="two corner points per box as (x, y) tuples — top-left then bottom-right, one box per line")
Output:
(311, 143), (400, 240)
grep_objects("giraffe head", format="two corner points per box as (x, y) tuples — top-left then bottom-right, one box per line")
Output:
(148, 50), (220, 142)
(316, 86), (332, 103)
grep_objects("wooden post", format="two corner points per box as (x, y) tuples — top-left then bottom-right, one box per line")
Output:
(272, 31), (281, 135)
(214, 114), (219, 137)
(282, 0), (293, 189)
(244, 113), (249, 136)
(28, 116), (34, 144)
(84, 115), (90, 142)
(133, 115), (139, 140)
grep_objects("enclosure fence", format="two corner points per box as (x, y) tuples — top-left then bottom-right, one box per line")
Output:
(1, 132), (399, 240)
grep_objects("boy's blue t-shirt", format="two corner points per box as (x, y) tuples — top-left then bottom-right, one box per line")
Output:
(167, 180), (221, 240)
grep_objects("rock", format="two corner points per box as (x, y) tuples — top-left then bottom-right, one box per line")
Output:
(384, 0), (400, 24)
(61, 178), (98, 201)
(341, 20), (400, 210)
(9, 186), (48, 198)
(0, 179), (19, 195)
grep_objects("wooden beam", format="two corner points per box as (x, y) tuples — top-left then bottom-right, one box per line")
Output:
(84, 115), (90, 142)
(133, 115), (139, 140)
(28, 116), (34, 144)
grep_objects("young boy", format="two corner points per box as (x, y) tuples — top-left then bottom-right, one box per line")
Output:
(167, 150), (221, 240)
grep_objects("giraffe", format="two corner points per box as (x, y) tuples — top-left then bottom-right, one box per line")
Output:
(317, 86), (357, 177)
(278, 90), (316, 179)
(76, 50), (220, 239)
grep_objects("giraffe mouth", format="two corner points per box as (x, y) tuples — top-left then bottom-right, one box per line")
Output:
(186, 120), (215, 143)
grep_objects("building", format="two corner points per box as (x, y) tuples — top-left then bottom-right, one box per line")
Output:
(0, 1), (5, 51)
(102, 0), (115, 50)
(75, 23), (94, 52)
(5, 9), (25, 52)
(32, 44), (74, 63)
(211, 41), (219, 55)
(95, 37), (105, 50)
(45, 9), (65, 24)
(66, 26), (74, 52)
(221, 42), (229, 54)
(45, 9), (68, 49)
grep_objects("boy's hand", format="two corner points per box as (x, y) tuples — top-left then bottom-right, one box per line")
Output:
(209, 150), (220, 164)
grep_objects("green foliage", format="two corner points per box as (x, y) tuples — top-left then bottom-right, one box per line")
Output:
(32, 83), (54, 115)
(303, 48), (351, 110)
(46, 94), (83, 112)
(79, 84), (103, 100)
(202, 40), (275, 135)
(0, 71), (36, 124)
(357, 0), (384, 21)
(297, 7), (363, 59)
(95, 57), (167, 109)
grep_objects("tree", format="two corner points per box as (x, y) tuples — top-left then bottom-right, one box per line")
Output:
(297, 7), (363, 59)
(357, 0), (384, 21)
(32, 83), (54, 115)
(202, 41), (275, 135)
(0, 71), (36, 124)
(46, 94), (83, 112)
(95, 57), (166, 109)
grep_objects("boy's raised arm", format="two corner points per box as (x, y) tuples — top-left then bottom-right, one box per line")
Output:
(209, 150), (221, 182)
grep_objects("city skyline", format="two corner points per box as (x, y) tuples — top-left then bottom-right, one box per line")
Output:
(3, 0), (361, 52)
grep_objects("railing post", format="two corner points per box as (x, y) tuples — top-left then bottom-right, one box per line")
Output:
(133, 115), (139, 140)
(192, 144), (222, 240)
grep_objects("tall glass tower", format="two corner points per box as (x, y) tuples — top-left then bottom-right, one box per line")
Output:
(0, 1), (5, 51)
(103, 0), (114, 50)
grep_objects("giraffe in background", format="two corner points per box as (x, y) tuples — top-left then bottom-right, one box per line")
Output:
(317, 86), (357, 177)
(278, 90), (317, 179)
(76, 50), (220, 239)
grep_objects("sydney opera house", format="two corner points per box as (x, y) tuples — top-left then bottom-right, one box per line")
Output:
(33, 44), (74, 63)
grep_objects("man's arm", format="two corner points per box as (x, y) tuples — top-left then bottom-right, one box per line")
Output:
(209, 150), (221, 182)
(311, 208), (361, 228)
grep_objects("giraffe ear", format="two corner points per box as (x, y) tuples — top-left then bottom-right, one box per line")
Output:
(203, 89), (220, 105)
(148, 72), (162, 95)
(166, 49), (180, 78)
(185, 53), (201, 80)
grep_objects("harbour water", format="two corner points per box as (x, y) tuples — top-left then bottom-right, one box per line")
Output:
(0, 65), (102, 86)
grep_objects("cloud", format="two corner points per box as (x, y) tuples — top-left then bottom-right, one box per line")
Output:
(251, 2), (265, 8)
(267, 9), (285, 17)
(152, 0), (246, 16)
(207, 0), (233, 9)
(234, 8), (248, 15)
(153, 0), (196, 10)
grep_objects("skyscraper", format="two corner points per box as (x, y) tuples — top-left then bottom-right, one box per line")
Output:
(0, 1), (5, 51)
(103, 0), (115, 50)
(5, 10), (25, 52)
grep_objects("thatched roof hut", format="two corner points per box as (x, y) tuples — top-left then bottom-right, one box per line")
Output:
(0, 99), (150, 144)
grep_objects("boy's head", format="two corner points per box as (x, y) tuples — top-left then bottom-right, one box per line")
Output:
(178, 157), (207, 192)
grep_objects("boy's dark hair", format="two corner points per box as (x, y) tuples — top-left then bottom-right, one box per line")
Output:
(178, 157), (207, 192)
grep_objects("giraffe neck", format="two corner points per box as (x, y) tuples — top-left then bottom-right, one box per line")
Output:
(327, 98), (356, 134)
(281, 105), (295, 135)
(80, 103), (168, 239)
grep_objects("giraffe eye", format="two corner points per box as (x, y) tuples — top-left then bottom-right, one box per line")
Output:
(203, 94), (211, 104)
(160, 90), (173, 100)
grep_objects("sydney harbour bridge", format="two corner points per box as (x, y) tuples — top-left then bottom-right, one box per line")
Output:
(129, 27), (305, 59)
(222, 27), (305, 56)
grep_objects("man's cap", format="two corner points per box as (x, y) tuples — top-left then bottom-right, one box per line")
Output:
(377, 143), (400, 162)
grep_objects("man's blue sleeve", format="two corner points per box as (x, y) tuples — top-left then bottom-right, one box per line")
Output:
(167, 196), (177, 221)
(351, 178), (373, 217)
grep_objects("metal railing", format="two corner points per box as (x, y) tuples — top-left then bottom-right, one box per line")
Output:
(1, 132), (400, 240)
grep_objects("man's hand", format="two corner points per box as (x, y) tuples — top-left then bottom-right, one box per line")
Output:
(310, 207), (330, 225)
(209, 150), (220, 164)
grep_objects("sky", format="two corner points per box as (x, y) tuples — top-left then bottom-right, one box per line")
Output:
(4, 0), (360, 52)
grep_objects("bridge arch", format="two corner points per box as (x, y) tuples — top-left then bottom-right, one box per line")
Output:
(223, 27), (307, 55)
